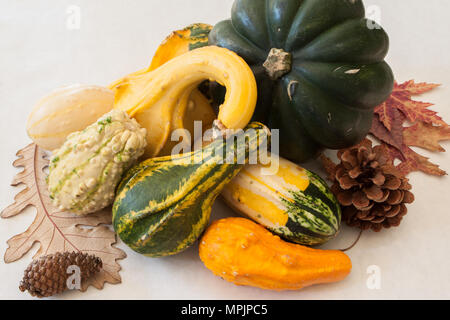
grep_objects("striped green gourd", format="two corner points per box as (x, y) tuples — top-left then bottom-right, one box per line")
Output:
(222, 156), (341, 246)
(113, 122), (270, 257)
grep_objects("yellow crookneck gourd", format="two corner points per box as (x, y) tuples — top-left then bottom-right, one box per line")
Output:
(110, 45), (257, 158)
(110, 24), (215, 157)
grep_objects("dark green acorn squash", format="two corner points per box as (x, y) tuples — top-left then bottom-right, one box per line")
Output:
(209, 0), (394, 162)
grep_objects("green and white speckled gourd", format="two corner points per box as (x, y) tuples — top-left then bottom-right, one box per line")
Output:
(47, 110), (147, 215)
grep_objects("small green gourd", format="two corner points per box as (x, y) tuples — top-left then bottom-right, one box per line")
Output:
(112, 122), (270, 257)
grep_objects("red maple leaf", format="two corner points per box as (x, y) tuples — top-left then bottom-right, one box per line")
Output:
(374, 81), (446, 128)
(370, 112), (404, 150)
(385, 144), (447, 177)
(396, 80), (440, 95)
(370, 80), (449, 176)
(403, 122), (450, 153)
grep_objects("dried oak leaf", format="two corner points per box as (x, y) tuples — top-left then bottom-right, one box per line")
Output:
(1, 143), (126, 291)
(370, 80), (449, 176)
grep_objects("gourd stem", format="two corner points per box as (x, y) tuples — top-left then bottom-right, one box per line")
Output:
(340, 229), (364, 252)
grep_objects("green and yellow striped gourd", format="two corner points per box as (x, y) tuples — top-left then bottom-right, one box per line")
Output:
(112, 122), (270, 257)
(222, 156), (341, 246)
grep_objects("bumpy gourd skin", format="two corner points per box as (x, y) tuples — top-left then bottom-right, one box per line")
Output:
(199, 217), (352, 291)
(209, 0), (394, 162)
(48, 110), (147, 215)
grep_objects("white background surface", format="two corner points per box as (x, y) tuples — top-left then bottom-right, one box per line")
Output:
(1, 0), (449, 300)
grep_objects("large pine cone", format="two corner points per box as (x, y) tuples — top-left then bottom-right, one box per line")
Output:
(19, 252), (102, 298)
(329, 139), (415, 232)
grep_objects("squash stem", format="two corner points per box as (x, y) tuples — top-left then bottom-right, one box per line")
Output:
(340, 229), (364, 252)
(263, 48), (292, 80)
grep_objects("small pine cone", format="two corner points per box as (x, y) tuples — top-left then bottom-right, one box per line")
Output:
(329, 139), (415, 232)
(19, 252), (102, 298)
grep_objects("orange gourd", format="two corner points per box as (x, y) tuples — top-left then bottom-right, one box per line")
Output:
(199, 217), (352, 291)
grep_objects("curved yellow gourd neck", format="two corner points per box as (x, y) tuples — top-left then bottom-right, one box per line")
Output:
(113, 46), (257, 130)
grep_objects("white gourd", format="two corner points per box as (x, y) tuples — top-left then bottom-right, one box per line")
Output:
(48, 110), (147, 216)
(26, 84), (114, 151)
